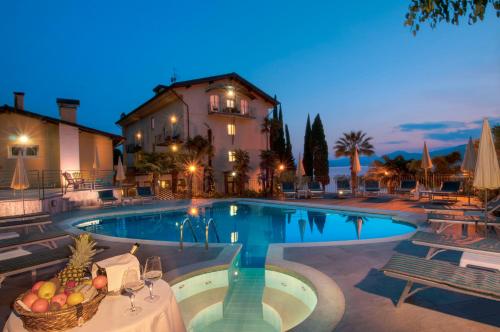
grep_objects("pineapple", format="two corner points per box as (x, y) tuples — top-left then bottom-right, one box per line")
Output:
(57, 234), (97, 284)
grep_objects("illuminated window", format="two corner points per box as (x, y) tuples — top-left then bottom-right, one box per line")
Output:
(8, 145), (39, 158)
(226, 98), (235, 108)
(240, 99), (248, 114)
(151, 117), (155, 129)
(228, 150), (235, 162)
(227, 124), (235, 136)
(210, 95), (220, 111)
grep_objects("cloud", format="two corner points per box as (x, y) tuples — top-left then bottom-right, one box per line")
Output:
(397, 121), (465, 132)
(425, 128), (480, 142)
(383, 140), (407, 144)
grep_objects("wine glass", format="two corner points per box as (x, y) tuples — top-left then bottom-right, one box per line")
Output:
(122, 267), (144, 316)
(143, 256), (163, 302)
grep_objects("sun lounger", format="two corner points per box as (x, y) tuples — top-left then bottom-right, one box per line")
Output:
(428, 181), (462, 202)
(424, 197), (500, 216)
(410, 231), (500, 259)
(381, 253), (500, 307)
(309, 181), (324, 198)
(0, 217), (52, 233)
(336, 178), (352, 197)
(427, 213), (500, 233)
(62, 171), (86, 194)
(98, 189), (119, 207)
(0, 212), (50, 223)
(136, 186), (155, 204)
(281, 182), (296, 199)
(0, 245), (107, 287)
(0, 227), (69, 252)
(395, 180), (417, 196)
(363, 180), (380, 196)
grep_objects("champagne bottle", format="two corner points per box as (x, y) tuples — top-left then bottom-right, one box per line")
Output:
(129, 243), (140, 255)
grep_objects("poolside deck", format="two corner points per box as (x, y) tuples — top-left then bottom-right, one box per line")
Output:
(0, 197), (498, 331)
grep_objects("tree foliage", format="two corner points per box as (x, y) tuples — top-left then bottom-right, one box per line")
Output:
(233, 149), (251, 195)
(311, 115), (330, 186)
(259, 149), (278, 196)
(284, 124), (296, 170)
(405, 0), (500, 35)
(303, 114), (314, 177)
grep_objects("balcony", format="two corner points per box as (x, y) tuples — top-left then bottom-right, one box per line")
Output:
(154, 133), (183, 147)
(207, 104), (255, 119)
(125, 143), (142, 153)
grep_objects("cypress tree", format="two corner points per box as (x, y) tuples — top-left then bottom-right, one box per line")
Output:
(311, 114), (330, 186)
(285, 124), (295, 170)
(303, 115), (313, 177)
(276, 105), (286, 159)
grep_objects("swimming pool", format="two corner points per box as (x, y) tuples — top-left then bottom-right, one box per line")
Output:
(75, 201), (415, 267)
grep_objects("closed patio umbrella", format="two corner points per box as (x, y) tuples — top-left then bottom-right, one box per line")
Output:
(473, 118), (500, 227)
(461, 137), (477, 205)
(116, 156), (126, 183)
(421, 142), (433, 189)
(92, 147), (100, 190)
(296, 154), (305, 189)
(11, 155), (30, 215)
(352, 147), (361, 195)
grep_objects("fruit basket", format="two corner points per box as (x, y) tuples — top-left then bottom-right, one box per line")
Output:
(13, 234), (109, 332)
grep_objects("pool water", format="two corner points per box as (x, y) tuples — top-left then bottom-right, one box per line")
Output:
(77, 201), (415, 267)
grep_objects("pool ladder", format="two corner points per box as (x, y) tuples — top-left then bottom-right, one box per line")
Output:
(179, 217), (220, 251)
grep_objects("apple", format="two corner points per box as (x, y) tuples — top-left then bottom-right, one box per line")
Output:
(38, 281), (56, 300)
(65, 280), (77, 289)
(31, 299), (49, 313)
(22, 293), (39, 308)
(67, 292), (84, 306)
(51, 293), (67, 307)
(31, 281), (45, 294)
(92, 276), (107, 290)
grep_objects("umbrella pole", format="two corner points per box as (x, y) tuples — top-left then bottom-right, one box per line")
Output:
(484, 190), (488, 235)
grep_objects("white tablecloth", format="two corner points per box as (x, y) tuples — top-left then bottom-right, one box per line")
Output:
(4, 280), (186, 332)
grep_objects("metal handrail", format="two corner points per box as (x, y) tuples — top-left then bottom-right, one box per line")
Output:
(179, 217), (198, 251)
(204, 218), (220, 250)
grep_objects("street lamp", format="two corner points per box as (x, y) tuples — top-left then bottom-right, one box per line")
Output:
(188, 164), (197, 173)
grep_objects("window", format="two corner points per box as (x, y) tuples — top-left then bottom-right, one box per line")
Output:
(8, 145), (39, 158)
(240, 99), (248, 114)
(227, 124), (235, 136)
(226, 98), (235, 109)
(151, 117), (155, 129)
(210, 95), (220, 111)
(228, 150), (236, 162)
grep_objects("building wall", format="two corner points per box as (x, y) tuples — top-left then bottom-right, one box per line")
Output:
(78, 131), (114, 171)
(0, 113), (60, 177)
(59, 124), (80, 172)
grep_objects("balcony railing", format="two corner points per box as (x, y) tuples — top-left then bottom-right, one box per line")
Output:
(207, 104), (255, 118)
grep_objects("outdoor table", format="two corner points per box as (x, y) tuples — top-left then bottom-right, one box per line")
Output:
(3, 279), (186, 332)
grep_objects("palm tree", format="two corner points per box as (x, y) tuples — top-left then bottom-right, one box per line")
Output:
(135, 151), (176, 194)
(233, 149), (251, 195)
(261, 117), (271, 150)
(334, 131), (375, 194)
(259, 150), (278, 196)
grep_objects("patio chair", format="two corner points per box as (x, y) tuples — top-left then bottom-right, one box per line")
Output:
(336, 178), (352, 197)
(0, 212), (50, 223)
(363, 180), (380, 196)
(395, 180), (417, 196)
(281, 182), (296, 199)
(381, 253), (500, 307)
(0, 245), (107, 287)
(97, 189), (119, 207)
(136, 186), (156, 204)
(0, 217), (52, 233)
(410, 231), (500, 259)
(427, 213), (500, 233)
(296, 181), (309, 199)
(0, 227), (69, 252)
(309, 181), (324, 198)
(62, 171), (85, 194)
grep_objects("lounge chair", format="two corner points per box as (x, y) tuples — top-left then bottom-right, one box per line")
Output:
(281, 182), (296, 199)
(424, 196), (500, 216)
(427, 213), (500, 233)
(0, 245), (107, 287)
(97, 189), (119, 207)
(0, 227), (69, 252)
(62, 171), (86, 194)
(381, 253), (500, 307)
(136, 186), (155, 204)
(0, 217), (52, 233)
(336, 178), (352, 197)
(296, 182), (309, 199)
(410, 231), (500, 259)
(309, 181), (324, 198)
(363, 180), (380, 196)
(429, 181), (462, 202)
(395, 180), (417, 197)
(0, 212), (50, 223)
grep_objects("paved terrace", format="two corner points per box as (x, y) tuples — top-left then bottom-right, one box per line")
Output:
(0, 197), (498, 331)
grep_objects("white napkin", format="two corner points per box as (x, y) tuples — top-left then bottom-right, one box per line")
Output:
(91, 253), (140, 293)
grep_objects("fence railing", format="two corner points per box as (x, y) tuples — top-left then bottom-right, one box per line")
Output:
(0, 169), (116, 200)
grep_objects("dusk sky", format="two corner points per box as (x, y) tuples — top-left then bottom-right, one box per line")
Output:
(1, 1), (499, 158)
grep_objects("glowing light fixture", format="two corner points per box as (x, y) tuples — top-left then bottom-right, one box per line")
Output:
(171, 144), (178, 152)
(278, 164), (285, 171)
(136, 132), (142, 140)
(189, 207), (198, 216)
(188, 164), (197, 173)
(226, 87), (235, 98)
(18, 135), (29, 144)
(170, 115), (177, 124)
(231, 171), (236, 177)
